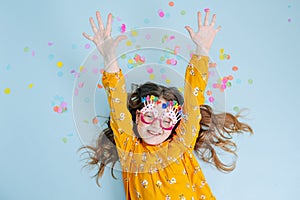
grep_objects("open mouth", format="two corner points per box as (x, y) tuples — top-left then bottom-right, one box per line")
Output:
(147, 130), (162, 136)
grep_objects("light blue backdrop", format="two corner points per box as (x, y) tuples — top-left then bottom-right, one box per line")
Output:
(1, 0), (299, 199)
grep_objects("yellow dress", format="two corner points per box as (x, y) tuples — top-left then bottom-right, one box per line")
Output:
(102, 55), (216, 200)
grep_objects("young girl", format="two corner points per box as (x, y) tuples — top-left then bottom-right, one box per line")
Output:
(80, 11), (253, 200)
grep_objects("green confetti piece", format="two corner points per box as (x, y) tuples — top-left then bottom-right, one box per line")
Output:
(24, 47), (30, 52)
(233, 106), (240, 112)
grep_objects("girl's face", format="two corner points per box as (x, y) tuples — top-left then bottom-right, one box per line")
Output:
(136, 97), (177, 145)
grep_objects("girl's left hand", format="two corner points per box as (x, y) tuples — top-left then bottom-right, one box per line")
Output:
(185, 11), (221, 56)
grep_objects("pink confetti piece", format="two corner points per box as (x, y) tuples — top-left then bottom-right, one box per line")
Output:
(204, 8), (210, 12)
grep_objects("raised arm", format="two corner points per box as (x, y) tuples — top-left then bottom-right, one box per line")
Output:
(83, 11), (135, 153)
(173, 11), (221, 150)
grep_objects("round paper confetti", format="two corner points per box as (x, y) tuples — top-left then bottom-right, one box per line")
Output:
(149, 74), (155, 80)
(4, 88), (10, 94)
(57, 61), (63, 68)
(24, 47), (30, 52)
(144, 18), (150, 24)
(57, 71), (63, 77)
(62, 137), (68, 143)
(126, 40), (132, 46)
(28, 84), (34, 89)
(169, 2), (174, 6)
(49, 54), (54, 60)
(85, 44), (91, 49)
(158, 9), (165, 18)
(233, 106), (240, 112)
(232, 66), (238, 71)
(180, 10), (186, 15)
(248, 79), (253, 84)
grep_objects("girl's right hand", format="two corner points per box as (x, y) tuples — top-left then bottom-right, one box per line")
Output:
(82, 11), (127, 63)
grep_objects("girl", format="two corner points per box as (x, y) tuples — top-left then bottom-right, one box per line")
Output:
(80, 11), (253, 200)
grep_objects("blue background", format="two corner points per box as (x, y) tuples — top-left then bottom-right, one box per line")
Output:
(1, 0), (299, 199)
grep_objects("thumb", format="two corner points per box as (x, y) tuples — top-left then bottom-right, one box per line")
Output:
(115, 35), (128, 44)
(185, 26), (194, 38)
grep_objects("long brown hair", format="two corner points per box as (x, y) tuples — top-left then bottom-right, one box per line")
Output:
(78, 82), (253, 187)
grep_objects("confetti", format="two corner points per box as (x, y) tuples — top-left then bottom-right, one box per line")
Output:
(232, 66), (238, 71)
(57, 71), (63, 77)
(166, 58), (177, 65)
(144, 18), (150, 24)
(131, 29), (138, 37)
(180, 10), (186, 15)
(145, 34), (151, 40)
(62, 137), (68, 143)
(149, 74), (155, 80)
(48, 42), (54, 46)
(204, 8), (210, 13)
(4, 88), (10, 94)
(147, 66), (153, 73)
(31, 51), (35, 56)
(248, 79), (253, 84)
(56, 61), (63, 68)
(48, 54), (54, 60)
(24, 47), (30, 52)
(28, 83), (34, 89)
(158, 9), (165, 18)
(85, 44), (91, 49)
(233, 106), (240, 112)
(92, 54), (98, 60)
(97, 84), (103, 89)
(288, 18), (291, 22)
(6, 64), (11, 70)
(126, 40), (132, 46)
(208, 96), (214, 103)
(168, 1), (174, 6)
(120, 24), (126, 33)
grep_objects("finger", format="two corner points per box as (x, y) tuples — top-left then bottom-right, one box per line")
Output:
(204, 10), (210, 26)
(82, 32), (93, 41)
(89, 17), (98, 34)
(216, 25), (222, 33)
(115, 35), (128, 44)
(210, 14), (216, 27)
(197, 11), (202, 30)
(96, 11), (105, 31)
(185, 26), (195, 39)
(106, 13), (113, 36)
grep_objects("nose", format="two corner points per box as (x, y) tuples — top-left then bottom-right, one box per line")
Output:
(151, 118), (161, 129)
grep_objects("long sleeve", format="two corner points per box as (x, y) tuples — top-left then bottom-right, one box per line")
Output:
(171, 54), (209, 150)
(102, 69), (136, 157)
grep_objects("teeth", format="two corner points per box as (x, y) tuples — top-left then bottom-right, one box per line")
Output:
(148, 130), (159, 135)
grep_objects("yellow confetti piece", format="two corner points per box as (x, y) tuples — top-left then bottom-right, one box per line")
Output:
(178, 87), (183, 92)
(128, 59), (134, 64)
(126, 40), (132, 46)
(79, 65), (85, 72)
(131, 30), (138, 37)
(165, 79), (171, 84)
(57, 61), (63, 68)
(28, 83), (34, 89)
(219, 54), (224, 60)
(149, 74), (155, 80)
(220, 48), (224, 54)
(4, 88), (10, 94)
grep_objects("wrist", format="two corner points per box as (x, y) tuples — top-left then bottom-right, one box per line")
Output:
(195, 46), (209, 57)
